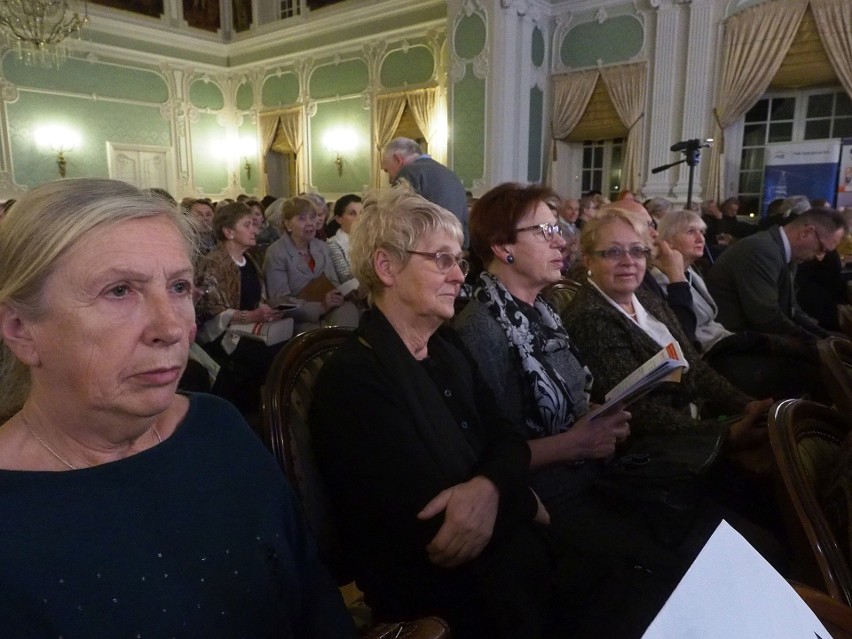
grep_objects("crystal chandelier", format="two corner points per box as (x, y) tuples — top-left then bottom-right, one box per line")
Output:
(0, 1), (88, 67)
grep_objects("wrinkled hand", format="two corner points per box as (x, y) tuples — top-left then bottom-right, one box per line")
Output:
(653, 240), (687, 283)
(416, 476), (499, 568)
(323, 290), (344, 311)
(563, 406), (631, 460)
(242, 304), (283, 323)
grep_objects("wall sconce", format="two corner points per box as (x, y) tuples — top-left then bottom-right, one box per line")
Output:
(239, 136), (256, 182)
(34, 125), (81, 178)
(323, 127), (358, 177)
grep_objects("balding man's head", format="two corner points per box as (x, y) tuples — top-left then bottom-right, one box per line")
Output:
(600, 200), (656, 239)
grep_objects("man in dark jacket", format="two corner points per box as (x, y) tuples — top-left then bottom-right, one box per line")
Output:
(382, 137), (469, 247)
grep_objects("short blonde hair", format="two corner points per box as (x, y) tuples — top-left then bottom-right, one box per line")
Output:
(579, 207), (649, 256)
(0, 178), (198, 419)
(656, 209), (706, 243)
(350, 188), (463, 302)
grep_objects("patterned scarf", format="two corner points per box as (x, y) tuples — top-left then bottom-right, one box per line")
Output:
(475, 271), (589, 437)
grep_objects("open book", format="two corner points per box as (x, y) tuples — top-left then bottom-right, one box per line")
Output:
(587, 342), (688, 420)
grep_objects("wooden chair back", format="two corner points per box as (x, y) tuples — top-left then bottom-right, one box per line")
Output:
(542, 278), (583, 315)
(818, 337), (852, 416)
(769, 399), (852, 605)
(262, 326), (354, 583)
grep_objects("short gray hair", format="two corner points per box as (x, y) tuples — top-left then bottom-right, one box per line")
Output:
(657, 209), (706, 243)
(350, 188), (463, 303)
(645, 197), (673, 219)
(0, 178), (198, 419)
(779, 195), (811, 220)
(383, 137), (422, 159)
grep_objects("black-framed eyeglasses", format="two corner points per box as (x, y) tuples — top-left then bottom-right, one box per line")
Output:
(515, 222), (564, 242)
(406, 250), (470, 276)
(589, 246), (651, 261)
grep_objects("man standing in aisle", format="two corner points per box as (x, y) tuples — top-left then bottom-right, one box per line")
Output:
(381, 137), (469, 248)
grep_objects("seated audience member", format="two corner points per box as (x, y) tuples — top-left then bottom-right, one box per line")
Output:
(562, 208), (771, 440)
(263, 196), (358, 333)
(758, 197), (792, 230)
(195, 202), (285, 413)
(644, 197), (673, 224)
(300, 192), (329, 240)
(654, 209), (828, 400)
(602, 200), (698, 343)
(187, 198), (216, 254)
(704, 197), (758, 244)
(454, 183), (724, 636)
(576, 193), (603, 228)
(326, 194), (362, 284)
(0, 178), (355, 638)
(706, 207), (847, 344)
(310, 188), (557, 639)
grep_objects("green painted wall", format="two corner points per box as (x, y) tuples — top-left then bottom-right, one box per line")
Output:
(8, 92), (170, 187)
(239, 118), (259, 193)
(452, 70), (485, 188)
(3, 54), (168, 102)
(560, 16), (643, 68)
(236, 81), (254, 111)
(189, 78), (225, 109)
(262, 72), (300, 107)
(310, 98), (371, 192)
(454, 13), (486, 60)
(309, 59), (369, 99)
(190, 112), (229, 193)
(380, 46), (435, 88)
(531, 27), (545, 68)
(527, 87), (543, 183)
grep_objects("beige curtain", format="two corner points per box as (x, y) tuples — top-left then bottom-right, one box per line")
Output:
(600, 62), (647, 193)
(551, 69), (599, 140)
(259, 112), (281, 195)
(706, 0), (808, 201)
(372, 94), (407, 188)
(276, 108), (305, 194)
(811, 0), (852, 99)
(407, 87), (439, 151)
(546, 69), (599, 185)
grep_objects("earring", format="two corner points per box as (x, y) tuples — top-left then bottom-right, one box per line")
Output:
(506, 254), (514, 264)
(587, 269), (592, 277)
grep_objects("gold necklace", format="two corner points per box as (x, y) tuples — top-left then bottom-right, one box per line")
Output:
(21, 415), (162, 471)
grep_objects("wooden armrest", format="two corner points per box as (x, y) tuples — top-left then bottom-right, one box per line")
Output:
(363, 616), (450, 639)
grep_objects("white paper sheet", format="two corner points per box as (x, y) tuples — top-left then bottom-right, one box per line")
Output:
(642, 520), (832, 639)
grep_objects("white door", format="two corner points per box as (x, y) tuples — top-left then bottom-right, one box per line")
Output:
(107, 142), (175, 195)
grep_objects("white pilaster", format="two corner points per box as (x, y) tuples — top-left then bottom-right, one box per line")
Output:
(642, 0), (682, 198)
(673, 0), (719, 201)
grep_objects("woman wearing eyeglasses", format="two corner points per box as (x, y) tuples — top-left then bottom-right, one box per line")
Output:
(310, 188), (558, 639)
(562, 208), (771, 444)
(454, 184), (708, 637)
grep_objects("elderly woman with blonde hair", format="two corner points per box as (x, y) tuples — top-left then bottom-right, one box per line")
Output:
(310, 188), (557, 639)
(263, 195), (359, 332)
(0, 178), (354, 637)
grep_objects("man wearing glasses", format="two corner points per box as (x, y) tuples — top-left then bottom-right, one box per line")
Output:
(706, 206), (847, 342)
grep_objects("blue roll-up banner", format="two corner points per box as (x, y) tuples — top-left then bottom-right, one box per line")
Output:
(761, 139), (842, 216)
(838, 138), (852, 210)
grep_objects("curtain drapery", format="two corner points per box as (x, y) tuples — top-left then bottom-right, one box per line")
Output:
(600, 61), (647, 194)
(551, 69), (600, 141)
(706, 0), (808, 201)
(276, 108), (305, 194)
(259, 107), (304, 195)
(372, 94), (407, 188)
(811, 0), (852, 99)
